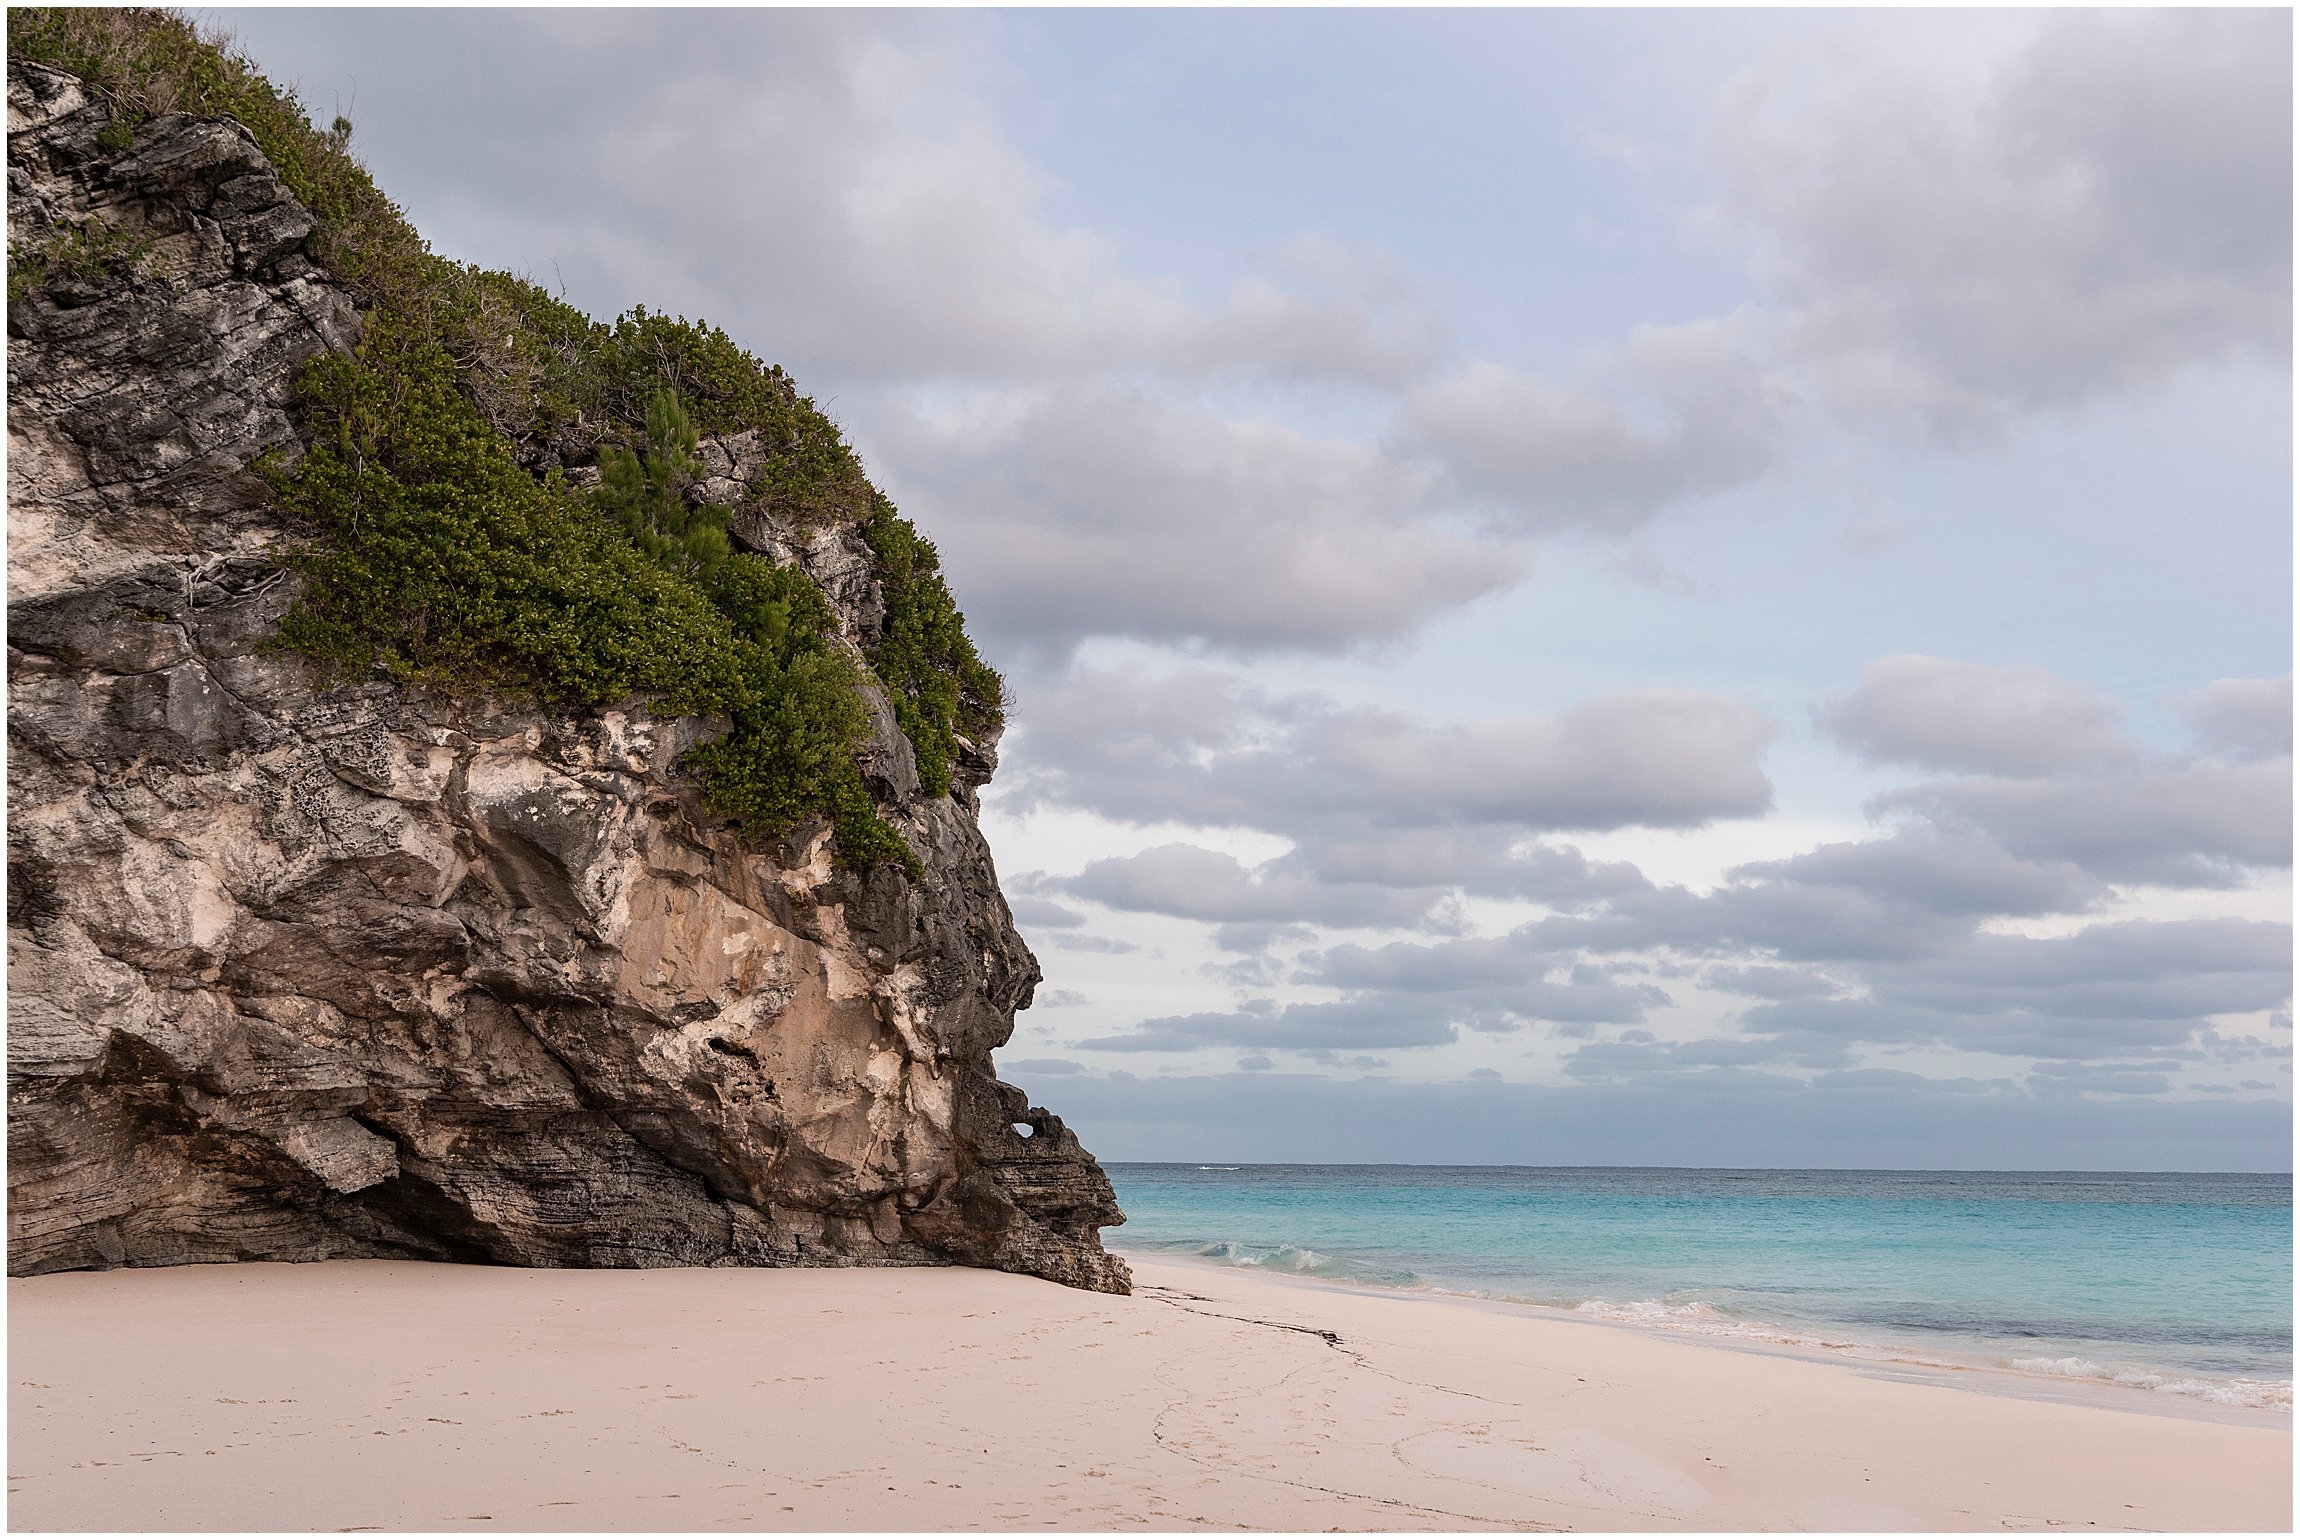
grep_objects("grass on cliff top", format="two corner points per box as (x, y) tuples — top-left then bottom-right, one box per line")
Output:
(10, 6), (1004, 869)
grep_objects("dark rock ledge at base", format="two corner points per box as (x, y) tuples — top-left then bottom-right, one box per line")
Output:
(4, 60), (1130, 1292)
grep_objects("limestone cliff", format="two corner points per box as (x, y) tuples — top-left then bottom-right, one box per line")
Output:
(5, 57), (1130, 1291)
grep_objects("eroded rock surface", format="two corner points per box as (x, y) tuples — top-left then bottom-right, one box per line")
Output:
(6, 61), (1129, 1292)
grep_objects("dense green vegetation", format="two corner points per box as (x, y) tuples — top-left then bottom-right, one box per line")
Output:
(10, 7), (1002, 872)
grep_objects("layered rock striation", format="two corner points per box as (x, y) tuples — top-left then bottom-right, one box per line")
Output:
(6, 59), (1129, 1291)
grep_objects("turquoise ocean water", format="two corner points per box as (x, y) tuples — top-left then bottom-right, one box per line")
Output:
(1106, 1165), (2293, 1411)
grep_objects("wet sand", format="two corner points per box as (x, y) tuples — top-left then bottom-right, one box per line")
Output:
(8, 1255), (2289, 1531)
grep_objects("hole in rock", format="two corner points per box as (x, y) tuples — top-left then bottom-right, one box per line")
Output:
(706, 1037), (758, 1062)
(1012, 1122), (1036, 1139)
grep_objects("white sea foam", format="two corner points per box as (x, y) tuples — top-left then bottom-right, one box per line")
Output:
(1571, 1297), (1861, 1352)
(1577, 1301), (2294, 1411)
(1184, 1239), (1420, 1287)
(1156, 1242), (2291, 1415)
(2008, 1356), (2294, 1411)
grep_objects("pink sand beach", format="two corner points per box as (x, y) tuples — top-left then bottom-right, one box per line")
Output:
(8, 1255), (2290, 1531)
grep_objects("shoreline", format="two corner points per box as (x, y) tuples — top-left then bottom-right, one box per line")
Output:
(12, 1256), (2292, 1531)
(1117, 1247), (2293, 1430)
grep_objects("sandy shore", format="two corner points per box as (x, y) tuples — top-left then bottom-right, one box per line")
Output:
(8, 1255), (2289, 1532)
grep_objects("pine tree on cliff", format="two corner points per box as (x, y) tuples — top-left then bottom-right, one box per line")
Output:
(592, 387), (733, 578)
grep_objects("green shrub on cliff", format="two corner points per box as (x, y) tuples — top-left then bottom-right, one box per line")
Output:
(11, 6), (1000, 874)
(859, 500), (1007, 799)
(271, 313), (740, 708)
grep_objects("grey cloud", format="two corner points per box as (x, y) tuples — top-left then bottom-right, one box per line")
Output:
(1815, 655), (2132, 776)
(1290, 831), (1653, 905)
(1878, 757), (2292, 884)
(1512, 837), (2088, 966)
(1700, 964), (1845, 1000)
(1391, 317), (1784, 534)
(2177, 675), (2293, 762)
(1264, 937), (1675, 1034)
(1202, 955), (1290, 989)
(2027, 1065), (2175, 1097)
(1217, 877), (2287, 1071)
(1059, 835), (1650, 947)
(1167, 236), (1451, 386)
(1007, 895), (1087, 930)
(1564, 1034), (1855, 1080)
(1715, 9), (2292, 431)
(1475, 792), (2256, 978)
(1034, 989), (1089, 1008)
(1010, 667), (1775, 838)
(1736, 997), (2221, 1063)
(1772, 918), (2287, 1047)
(1718, 917), (2292, 1063)
(1000, 1057), (1085, 1076)
(1041, 933), (1146, 956)
(873, 387), (1520, 658)
(1000, 664), (1768, 962)
(1065, 844), (1440, 933)
(1210, 922), (1320, 956)
(2184, 1027), (2287, 1066)
(1728, 828), (2108, 920)
(1808, 1068), (2020, 1095)
(1892, 918), (2289, 997)
(1077, 999), (1461, 1054)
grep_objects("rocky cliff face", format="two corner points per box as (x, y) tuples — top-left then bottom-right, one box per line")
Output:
(6, 60), (1129, 1292)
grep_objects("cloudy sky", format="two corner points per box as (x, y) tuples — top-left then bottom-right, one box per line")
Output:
(217, 8), (2292, 1170)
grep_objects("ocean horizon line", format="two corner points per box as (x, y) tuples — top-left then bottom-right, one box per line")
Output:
(1106, 1159), (2295, 1177)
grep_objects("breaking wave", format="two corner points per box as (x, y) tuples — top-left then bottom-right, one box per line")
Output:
(1173, 1239), (1423, 1289)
